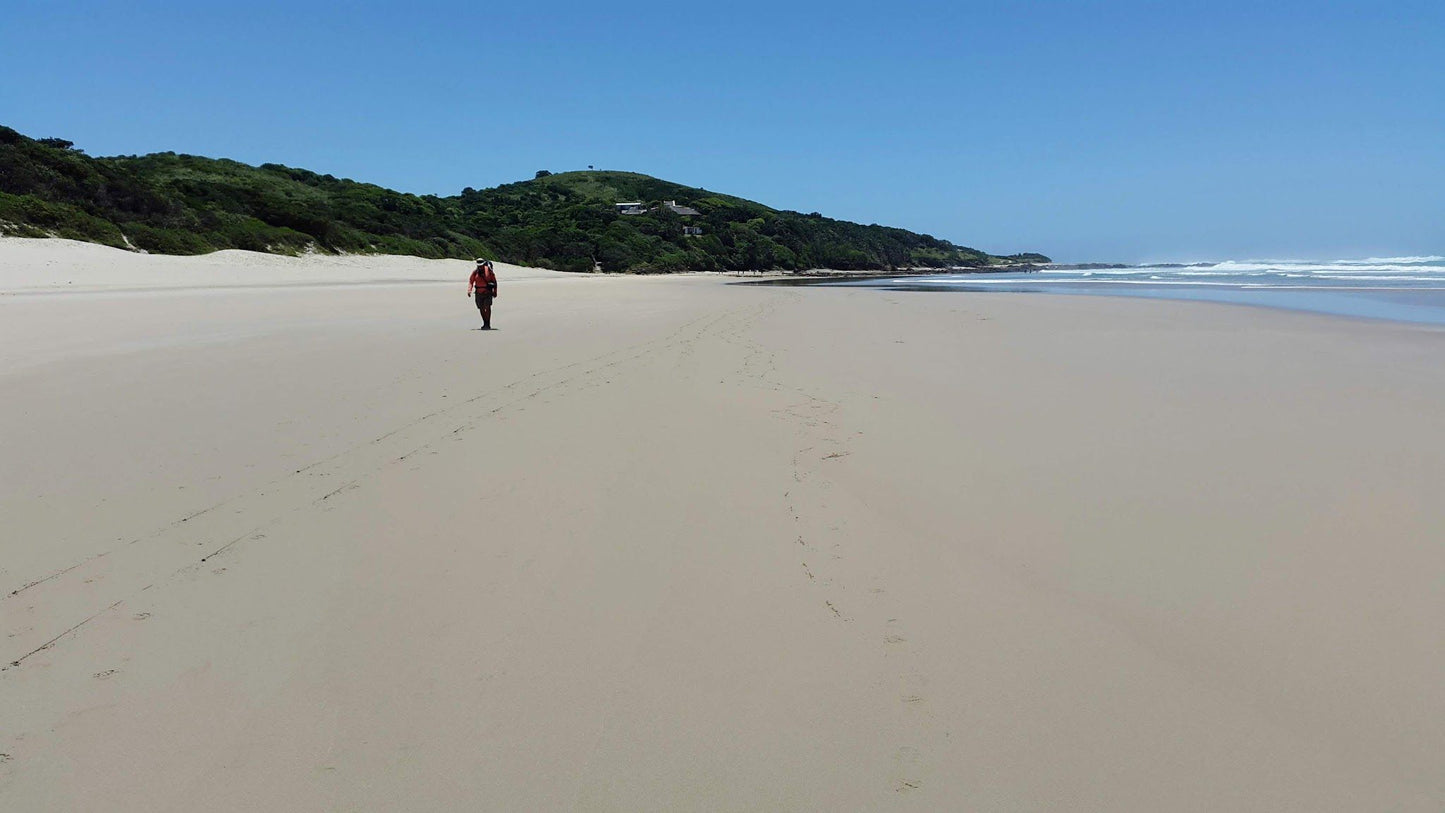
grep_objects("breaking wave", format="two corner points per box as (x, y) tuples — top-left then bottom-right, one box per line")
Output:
(831, 254), (1445, 324)
(1038, 256), (1445, 284)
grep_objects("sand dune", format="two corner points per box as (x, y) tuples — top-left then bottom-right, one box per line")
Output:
(0, 237), (564, 294)
(2, 240), (1442, 810)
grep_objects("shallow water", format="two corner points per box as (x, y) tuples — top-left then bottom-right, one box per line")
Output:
(829, 256), (1445, 326)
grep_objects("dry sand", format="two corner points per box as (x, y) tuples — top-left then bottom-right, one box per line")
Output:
(2, 238), (1443, 810)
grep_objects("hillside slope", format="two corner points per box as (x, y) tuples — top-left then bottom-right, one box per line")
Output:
(0, 126), (1047, 272)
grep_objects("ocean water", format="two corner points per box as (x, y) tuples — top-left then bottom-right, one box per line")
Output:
(832, 256), (1445, 326)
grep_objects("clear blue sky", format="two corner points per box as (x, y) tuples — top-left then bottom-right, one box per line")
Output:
(3, 0), (1441, 261)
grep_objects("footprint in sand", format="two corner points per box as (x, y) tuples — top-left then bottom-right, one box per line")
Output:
(900, 673), (927, 704)
(893, 745), (923, 792)
(884, 618), (907, 647)
(93, 669), (118, 680)
(132, 612), (151, 621)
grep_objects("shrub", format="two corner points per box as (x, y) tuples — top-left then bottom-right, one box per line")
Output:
(0, 126), (1042, 270)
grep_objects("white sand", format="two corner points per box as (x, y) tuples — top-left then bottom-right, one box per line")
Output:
(2, 239), (1443, 810)
(0, 236), (562, 294)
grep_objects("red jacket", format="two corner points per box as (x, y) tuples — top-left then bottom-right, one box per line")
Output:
(468, 267), (498, 296)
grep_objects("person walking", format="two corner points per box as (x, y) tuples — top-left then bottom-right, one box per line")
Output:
(467, 259), (499, 329)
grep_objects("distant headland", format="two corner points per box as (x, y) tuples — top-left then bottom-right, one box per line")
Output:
(0, 125), (1047, 274)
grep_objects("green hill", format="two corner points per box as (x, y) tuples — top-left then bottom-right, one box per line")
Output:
(0, 125), (1047, 272)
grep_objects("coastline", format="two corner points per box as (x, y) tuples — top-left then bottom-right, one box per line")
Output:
(804, 269), (1445, 328)
(732, 265), (1042, 285)
(3, 240), (1442, 810)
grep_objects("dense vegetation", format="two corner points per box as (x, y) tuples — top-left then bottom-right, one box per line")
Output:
(0, 125), (1046, 272)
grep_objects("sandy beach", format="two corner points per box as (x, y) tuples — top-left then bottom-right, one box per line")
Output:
(2, 238), (1442, 810)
